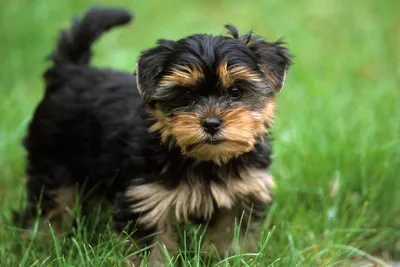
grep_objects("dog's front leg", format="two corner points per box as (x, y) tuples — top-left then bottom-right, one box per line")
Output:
(202, 202), (269, 260)
(146, 220), (178, 266)
(114, 183), (179, 266)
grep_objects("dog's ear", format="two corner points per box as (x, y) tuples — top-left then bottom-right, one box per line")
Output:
(225, 25), (292, 92)
(248, 39), (291, 92)
(136, 39), (175, 104)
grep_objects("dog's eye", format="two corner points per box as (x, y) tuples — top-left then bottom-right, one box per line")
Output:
(228, 87), (243, 99)
(182, 89), (197, 105)
(184, 89), (193, 100)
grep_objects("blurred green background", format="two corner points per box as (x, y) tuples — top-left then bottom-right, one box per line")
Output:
(0, 0), (399, 265)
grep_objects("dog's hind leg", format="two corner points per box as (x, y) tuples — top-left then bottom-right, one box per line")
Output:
(15, 163), (78, 237)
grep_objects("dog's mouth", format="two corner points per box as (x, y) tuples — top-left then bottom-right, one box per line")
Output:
(204, 139), (225, 145)
(186, 139), (224, 151)
(185, 138), (248, 152)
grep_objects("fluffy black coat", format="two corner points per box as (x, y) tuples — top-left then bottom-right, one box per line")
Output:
(17, 6), (290, 264)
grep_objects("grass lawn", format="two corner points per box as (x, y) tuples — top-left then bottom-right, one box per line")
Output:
(0, 0), (399, 266)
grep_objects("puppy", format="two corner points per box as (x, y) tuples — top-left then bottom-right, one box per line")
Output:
(16, 6), (291, 265)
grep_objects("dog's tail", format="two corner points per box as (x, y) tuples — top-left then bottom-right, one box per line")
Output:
(50, 6), (133, 65)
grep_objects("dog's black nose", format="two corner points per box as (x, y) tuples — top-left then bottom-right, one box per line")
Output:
(202, 117), (221, 135)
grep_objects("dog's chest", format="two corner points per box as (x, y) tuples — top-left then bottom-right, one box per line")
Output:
(126, 168), (274, 229)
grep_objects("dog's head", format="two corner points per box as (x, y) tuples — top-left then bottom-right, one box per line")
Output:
(137, 25), (291, 164)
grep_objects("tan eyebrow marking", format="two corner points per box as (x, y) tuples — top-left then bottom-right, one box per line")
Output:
(217, 60), (263, 88)
(158, 65), (204, 87)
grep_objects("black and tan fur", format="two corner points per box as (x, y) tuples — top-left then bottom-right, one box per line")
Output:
(15, 6), (291, 266)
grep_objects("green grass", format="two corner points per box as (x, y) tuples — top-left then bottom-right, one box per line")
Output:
(1, 0), (399, 266)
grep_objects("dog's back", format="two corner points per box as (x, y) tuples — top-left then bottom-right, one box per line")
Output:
(19, 7), (143, 229)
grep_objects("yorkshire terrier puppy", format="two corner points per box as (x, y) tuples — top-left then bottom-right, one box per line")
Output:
(16, 6), (291, 265)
